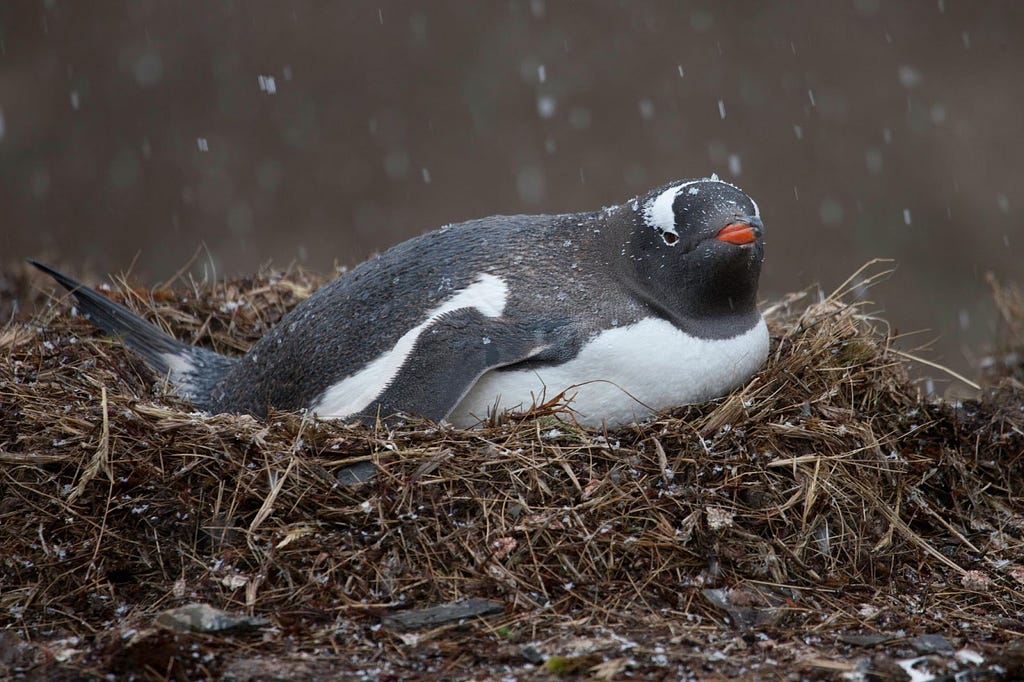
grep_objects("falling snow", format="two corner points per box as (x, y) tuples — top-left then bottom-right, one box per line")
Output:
(537, 95), (556, 119)
(258, 75), (277, 94)
(728, 154), (742, 176)
(898, 65), (923, 88)
(820, 199), (844, 225)
(865, 147), (883, 174)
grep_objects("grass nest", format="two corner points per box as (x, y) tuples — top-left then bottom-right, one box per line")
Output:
(2, 260), (1023, 680)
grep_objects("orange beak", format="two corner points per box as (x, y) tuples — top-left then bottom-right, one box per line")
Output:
(716, 222), (758, 245)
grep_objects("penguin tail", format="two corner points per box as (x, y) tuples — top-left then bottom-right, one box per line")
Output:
(30, 260), (236, 408)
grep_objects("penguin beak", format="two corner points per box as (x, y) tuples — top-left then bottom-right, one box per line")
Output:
(716, 222), (759, 245)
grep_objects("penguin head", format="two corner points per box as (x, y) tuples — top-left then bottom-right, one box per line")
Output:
(627, 176), (765, 331)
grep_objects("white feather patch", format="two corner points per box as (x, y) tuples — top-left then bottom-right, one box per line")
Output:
(643, 184), (685, 236)
(448, 315), (769, 429)
(311, 273), (509, 418)
(160, 352), (196, 395)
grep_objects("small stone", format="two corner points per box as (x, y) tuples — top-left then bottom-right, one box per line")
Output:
(909, 633), (954, 655)
(838, 633), (895, 647)
(155, 603), (269, 634)
(382, 598), (503, 631)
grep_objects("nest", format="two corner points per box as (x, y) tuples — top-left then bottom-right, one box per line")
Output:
(2, 261), (1023, 680)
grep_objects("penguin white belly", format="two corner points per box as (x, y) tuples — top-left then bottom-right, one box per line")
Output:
(448, 316), (769, 428)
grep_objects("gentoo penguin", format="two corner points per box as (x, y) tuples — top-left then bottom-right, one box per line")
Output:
(32, 175), (768, 429)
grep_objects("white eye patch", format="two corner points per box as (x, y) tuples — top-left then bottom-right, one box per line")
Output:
(643, 179), (707, 245)
(644, 184), (683, 241)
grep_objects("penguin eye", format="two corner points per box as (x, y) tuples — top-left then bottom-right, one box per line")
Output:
(661, 232), (678, 246)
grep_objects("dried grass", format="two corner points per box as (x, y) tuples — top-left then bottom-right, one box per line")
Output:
(2, 261), (1023, 679)
(982, 273), (1024, 383)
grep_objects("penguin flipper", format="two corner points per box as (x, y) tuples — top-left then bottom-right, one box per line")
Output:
(364, 309), (560, 424)
(29, 260), (236, 407)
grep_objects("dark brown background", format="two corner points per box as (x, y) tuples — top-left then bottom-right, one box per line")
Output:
(3, 1), (1022, 388)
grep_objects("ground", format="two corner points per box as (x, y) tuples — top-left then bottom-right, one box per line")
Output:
(2, 262), (1023, 680)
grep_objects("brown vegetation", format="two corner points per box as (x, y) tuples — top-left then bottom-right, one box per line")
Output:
(2, 263), (1023, 680)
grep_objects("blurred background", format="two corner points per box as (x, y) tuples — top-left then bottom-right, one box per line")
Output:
(2, 1), (1022, 390)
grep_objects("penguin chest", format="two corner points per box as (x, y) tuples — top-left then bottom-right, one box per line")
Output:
(449, 316), (769, 428)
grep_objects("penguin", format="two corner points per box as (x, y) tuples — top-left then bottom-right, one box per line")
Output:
(31, 175), (768, 429)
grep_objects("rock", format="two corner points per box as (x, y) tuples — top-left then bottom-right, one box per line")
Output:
(381, 598), (503, 631)
(908, 633), (955, 655)
(155, 603), (270, 634)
